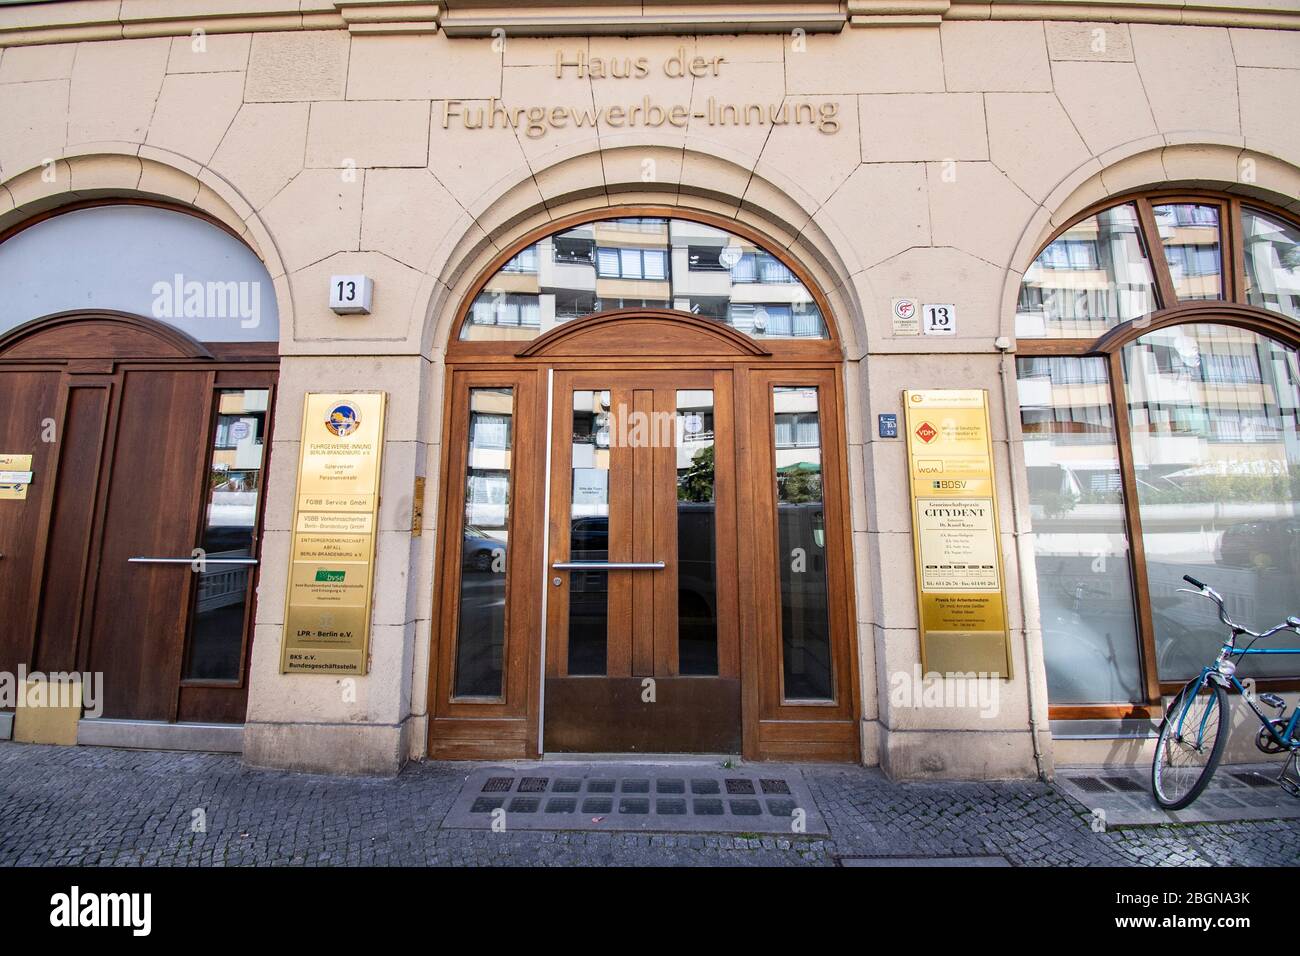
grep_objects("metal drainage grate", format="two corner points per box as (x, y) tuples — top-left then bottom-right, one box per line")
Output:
(1099, 775), (1146, 793)
(1068, 775), (1116, 795)
(1232, 771), (1275, 788)
(442, 764), (829, 834)
(838, 855), (1011, 868)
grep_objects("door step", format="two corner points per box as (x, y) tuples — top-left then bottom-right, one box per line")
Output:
(541, 752), (741, 765)
(77, 718), (242, 753)
(0, 712), (11, 741)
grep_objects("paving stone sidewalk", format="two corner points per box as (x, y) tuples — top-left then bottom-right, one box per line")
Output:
(0, 743), (1297, 867)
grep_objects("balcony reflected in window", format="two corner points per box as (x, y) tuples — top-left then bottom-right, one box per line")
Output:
(1242, 206), (1300, 321)
(1017, 203), (1158, 338)
(463, 217), (828, 341)
(1152, 202), (1223, 301)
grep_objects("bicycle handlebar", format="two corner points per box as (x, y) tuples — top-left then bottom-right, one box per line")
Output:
(1179, 574), (1300, 640)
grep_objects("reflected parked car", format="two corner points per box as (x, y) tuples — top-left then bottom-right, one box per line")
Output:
(462, 525), (507, 571)
(1216, 517), (1300, 575)
(566, 509), (719, 629)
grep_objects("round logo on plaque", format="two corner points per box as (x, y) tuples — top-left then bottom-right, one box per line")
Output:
(325, 402), (362, 437)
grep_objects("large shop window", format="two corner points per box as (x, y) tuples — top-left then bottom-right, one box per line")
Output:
(461, 217), (828, 341)
(1017, 356), (1144, 704)
(1124, 325), (1300, 679)
(1017, 191), (1300, 708)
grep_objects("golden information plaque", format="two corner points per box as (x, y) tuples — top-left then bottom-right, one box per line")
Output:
(902, 389), (1012, 678)
(280, 392), (387, 675)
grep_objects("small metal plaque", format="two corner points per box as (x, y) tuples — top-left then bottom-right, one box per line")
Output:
(0, 454), (33, 501)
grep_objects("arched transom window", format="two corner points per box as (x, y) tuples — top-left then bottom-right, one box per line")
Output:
(1015, 190), (1300, 715)
(460, 215), (829, 341)
(1018, 193), (1300, 338)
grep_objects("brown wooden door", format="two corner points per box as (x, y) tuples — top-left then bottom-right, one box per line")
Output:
(85, 369), (213, 719)
(543, 368), (741, 752)
(0, 322), (276, 726)
(0, 369), (62, 674)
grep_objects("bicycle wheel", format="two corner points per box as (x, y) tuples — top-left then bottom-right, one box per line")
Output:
(1151, 677), (1228, 810)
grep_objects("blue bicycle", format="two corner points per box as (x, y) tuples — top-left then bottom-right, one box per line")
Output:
(1151, 574), (1300, 810)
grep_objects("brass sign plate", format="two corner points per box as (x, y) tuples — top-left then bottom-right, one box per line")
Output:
(902, 389), (1012, 678)
(280, 393), (387, 675)
(0, 453), (33, 501)
(410, 475), (425, 537)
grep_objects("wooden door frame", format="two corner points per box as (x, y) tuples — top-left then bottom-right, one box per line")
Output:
(429, 310), (861, 762)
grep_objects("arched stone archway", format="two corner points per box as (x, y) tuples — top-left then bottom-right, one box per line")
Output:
(418, 144), (868, 360)
(0, 150), (294, 346)
(423, 202), (865, 761)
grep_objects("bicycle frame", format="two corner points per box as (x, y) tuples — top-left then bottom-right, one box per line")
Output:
(1152, 576), (1300, 808)
(1173, 576), (1300, 752)
(1181, 655), (1300, 751)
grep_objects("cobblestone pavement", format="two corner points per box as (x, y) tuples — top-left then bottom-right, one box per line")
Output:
(1, 743), (1297, 867)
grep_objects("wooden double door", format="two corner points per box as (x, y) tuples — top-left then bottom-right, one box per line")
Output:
(542, 368), (741, 752)
(430, 311), (861, 761)
(0, 313), (276, 725)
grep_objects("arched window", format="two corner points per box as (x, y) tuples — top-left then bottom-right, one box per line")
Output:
(1015, 191), (1300, 715)
(459, 215), (828, 341)
(0, 202), (278, 342)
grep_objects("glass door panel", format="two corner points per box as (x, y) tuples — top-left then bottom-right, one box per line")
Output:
(676, 389), (718, 675)
(452, 387), (514, 698)
(772, 386), (833, 701)
(568, 389), (612, 675)
(184, 387), (269, 682)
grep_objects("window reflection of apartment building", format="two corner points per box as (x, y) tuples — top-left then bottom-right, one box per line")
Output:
(1125, 327), (1300, 485)
(772, 386), (822, 475)
(465, 216), (827, 339)
(466, 389), (514, 530)
(1016, 205), (1157, 339)
(1243, 211), (1300, 318)
(668, 221), (822, 337)
(1152, 203), (1223, 301)
(675, 389), (714, 474)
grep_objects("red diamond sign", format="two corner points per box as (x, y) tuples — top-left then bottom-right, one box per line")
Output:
(915, 421), (937, 444)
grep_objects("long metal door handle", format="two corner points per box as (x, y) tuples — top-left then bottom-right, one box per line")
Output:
(128, 557), (259, 566)
(551, 561), (665, 570)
